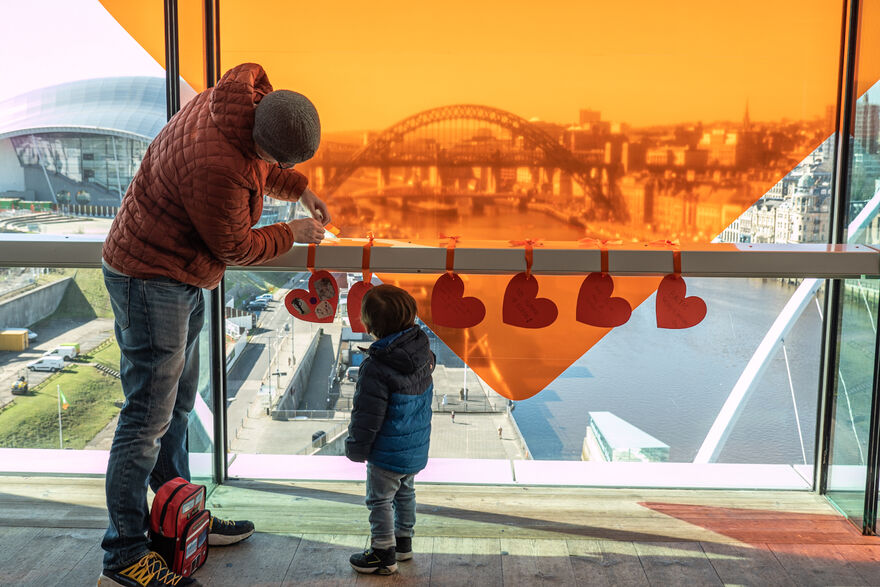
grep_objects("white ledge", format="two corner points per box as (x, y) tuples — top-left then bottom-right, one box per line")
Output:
(0, 234), (877, 278)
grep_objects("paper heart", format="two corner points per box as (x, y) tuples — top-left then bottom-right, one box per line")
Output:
(431, 273), (486, 328)
(656, 274), (707, 329)
(347, 280), (373, 333)
(284, 271), (339, 323)
(502, 272), (558, 329)
(576, 272), (632, 328)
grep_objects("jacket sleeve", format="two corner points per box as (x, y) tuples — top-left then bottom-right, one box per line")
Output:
(182, 165), (294, 265)
(345, 364), (390, 463)
(264, 166), (308, 202)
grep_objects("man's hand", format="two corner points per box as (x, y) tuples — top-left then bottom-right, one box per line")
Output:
(299, 187), (332, 226)
(288, 218), (325, 244)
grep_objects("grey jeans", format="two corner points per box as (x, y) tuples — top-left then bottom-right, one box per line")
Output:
(366, 462), (416, 549)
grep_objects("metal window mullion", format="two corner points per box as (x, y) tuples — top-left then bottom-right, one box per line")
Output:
(817, 0), (860, 497)
(865, 285), (880, 534)
(203, 0), (227, 485)
(163, 0), (180, 120)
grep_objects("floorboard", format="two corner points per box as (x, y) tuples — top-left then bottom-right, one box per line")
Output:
(632, 541), (723, 586)
(500, 538), (576, 585)
(566, 540), (649, 586)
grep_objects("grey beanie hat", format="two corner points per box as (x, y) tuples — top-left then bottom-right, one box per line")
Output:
(253, 90), (321, 165)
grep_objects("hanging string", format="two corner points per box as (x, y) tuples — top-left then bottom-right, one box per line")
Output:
(362, 232), (374, 284)
(509, 239), (543, 279)
(578, 238), (622, 275)
(440, 234), (460, 275)
(647, 239), (681, 276)
(306, 243), (316, 274)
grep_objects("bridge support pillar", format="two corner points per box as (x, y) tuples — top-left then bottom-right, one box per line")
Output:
(483, 167), (498, 194)
(491, 167), (503, 194)
(557, 170), (573, 198)
(541, 167), (554, 195)
(377, 166), (391, 195)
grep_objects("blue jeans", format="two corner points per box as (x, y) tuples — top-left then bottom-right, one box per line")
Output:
(101, 267), (204, 570)
(365, 463), (416, 550)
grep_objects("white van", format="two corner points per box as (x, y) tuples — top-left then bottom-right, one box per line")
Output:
(27, 356), (65, 372)
(44, 345), (78, 361)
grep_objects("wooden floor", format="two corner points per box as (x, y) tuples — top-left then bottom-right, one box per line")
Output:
(2, 476), (880, 586)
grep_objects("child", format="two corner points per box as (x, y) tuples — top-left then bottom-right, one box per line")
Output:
(345, 284), (435, 575)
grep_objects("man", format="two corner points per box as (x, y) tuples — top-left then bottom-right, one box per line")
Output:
(98, 63), (330, 587)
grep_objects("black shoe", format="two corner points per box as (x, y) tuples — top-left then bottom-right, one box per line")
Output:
(98, 551), (201, 586)
(396, 536), (413, 561)
(208, 515), (255, 546)
(349, 547), (398, 575)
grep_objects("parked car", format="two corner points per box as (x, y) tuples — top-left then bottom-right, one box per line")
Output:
(346, 365), (360, 382)
(27, 356), (64, 372)
(247, 303), (268, 312)
(26, 330), (37, 342)
(255, 293), (273, 302)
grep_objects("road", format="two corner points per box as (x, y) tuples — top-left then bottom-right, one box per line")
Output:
(226, 273), (314, 439)
(0, 317), (114, 408)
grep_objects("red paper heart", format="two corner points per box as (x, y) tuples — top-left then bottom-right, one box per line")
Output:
(502, 272), (558, 329)
(656, 274), (707, 329)
(576, 272), (632, 328)
(284, 271), (339, 323)
(431, 273), (486, 328)
(347, 280), (373, 333)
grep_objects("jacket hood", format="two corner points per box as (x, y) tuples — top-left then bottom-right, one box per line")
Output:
(368, 327), (433, 375)
(210, 63), (273, 157)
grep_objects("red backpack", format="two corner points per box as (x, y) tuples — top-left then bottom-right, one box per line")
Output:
(149, 477), (210, 576)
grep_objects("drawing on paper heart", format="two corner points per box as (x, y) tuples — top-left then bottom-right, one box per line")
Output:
(655, 274), (707, 329)
(576, 272), (632, 328)
(347, 280), (374, 333)
(284, 271), (339, 323)
(502, 272), (558, 329)
(431, 272), (486, 328)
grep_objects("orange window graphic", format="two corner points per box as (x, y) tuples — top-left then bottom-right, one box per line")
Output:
(100, 0), (874, 399)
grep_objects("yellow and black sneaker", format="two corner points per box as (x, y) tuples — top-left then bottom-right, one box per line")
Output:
(97, 551), (200, 586)
(207, 515), (255, 546)
(349, 547), (398, 575)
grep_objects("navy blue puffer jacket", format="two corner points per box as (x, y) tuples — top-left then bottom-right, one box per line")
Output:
(345, 326), (434, 474)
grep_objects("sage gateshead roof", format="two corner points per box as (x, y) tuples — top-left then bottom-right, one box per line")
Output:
(0, 77), (169, 142)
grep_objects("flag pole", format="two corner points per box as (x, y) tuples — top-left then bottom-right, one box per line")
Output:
(57, 384), (63, 449)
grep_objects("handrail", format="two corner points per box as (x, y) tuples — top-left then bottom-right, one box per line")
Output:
(0, 235), (877, 279)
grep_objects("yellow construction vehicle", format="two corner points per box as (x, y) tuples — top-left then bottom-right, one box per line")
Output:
(11, 375), (28, 395)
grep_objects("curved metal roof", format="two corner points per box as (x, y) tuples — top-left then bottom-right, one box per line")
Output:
(0, 77), (171, 141)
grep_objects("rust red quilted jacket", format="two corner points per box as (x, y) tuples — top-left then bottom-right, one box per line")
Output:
(103, 63), (308, 289)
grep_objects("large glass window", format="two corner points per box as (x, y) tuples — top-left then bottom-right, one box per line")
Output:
(825, 0), (880, 527)
(0, 1), (216, 482)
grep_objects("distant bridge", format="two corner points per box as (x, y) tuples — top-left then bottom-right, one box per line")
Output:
(312, 104), (627, 221)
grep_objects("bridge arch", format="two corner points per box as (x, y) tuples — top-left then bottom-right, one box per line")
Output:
(320, 104), (624, 219)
